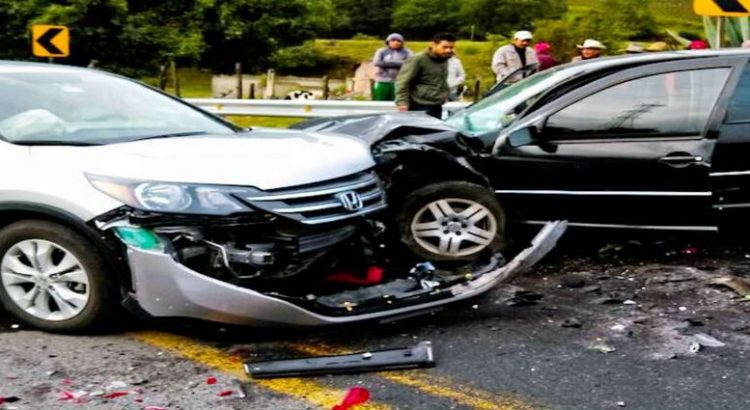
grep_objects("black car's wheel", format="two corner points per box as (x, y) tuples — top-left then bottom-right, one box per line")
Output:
(0, 220), (117, 333)
(397, 181), (506, 262)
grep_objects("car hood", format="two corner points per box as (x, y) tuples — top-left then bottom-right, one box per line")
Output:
(30, 129), (375, 190)
(291, 112), (457, 145)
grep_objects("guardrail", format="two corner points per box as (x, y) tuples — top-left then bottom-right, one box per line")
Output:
(185, 98), (470, 118)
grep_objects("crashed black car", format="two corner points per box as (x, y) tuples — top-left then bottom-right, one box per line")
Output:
(295, 50), (750, 260)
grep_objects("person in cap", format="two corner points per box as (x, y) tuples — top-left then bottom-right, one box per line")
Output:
(572, 39), (606, 62)
(534, 42), (558, 71)
(372, 33), (413, 101)
(492, 30), (538, 83)
(395, 33), (456, 118)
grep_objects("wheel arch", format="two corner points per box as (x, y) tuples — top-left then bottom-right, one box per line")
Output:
(0, 202), (131, 293)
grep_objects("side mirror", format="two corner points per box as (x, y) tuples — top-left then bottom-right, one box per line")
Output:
(508, 126), (537, 148)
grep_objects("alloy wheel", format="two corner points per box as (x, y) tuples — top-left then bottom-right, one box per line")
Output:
(1, 239), (90, 321)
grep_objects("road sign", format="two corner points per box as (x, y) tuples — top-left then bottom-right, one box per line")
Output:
(32, 25), (69, 58)
(695, 0), (750, 16)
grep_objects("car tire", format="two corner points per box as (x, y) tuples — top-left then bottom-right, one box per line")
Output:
(397, 181), (506, 262)
(0, 220), (117, 333)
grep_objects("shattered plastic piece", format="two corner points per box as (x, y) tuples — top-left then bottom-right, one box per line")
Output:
(709, 276), (750, 297)
(617, 401), (626, 407)
(623, 300), (637, 305)
(581, 285), (602, 294)
(0, 397), (20, 405)
(103, 391), (128, 399)
(245, 341), (435, 379)
(611, 324), (627, 332)
(326, 267), (385, 286)
(218, 390), (234, 397)
(591, 296), (623, 305)
(678, 307), (688, 312)
(561, 318), (582, 328)
(106, 381), (128, 390)
(332, 387), (371, 410)
(589, 339), (616, 354)
(89, 391), (105, 397)
(58, 390), (87, 401)
(10, 324), (20, 329)
(689, 341), (702, 353)
(145, 407), (167, 410)
(692, 333), (726, 348)
(206, 377), (217, 385)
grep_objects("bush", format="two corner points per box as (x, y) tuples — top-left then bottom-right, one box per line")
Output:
(270, 42), (336, 76)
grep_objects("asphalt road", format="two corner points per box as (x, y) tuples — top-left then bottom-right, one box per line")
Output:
(1, 231), (750, 410)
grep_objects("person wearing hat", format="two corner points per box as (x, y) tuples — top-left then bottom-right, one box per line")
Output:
(492, 30), (538, 83)
(572, 39), (607, 62)
(372, 33), (413, 101)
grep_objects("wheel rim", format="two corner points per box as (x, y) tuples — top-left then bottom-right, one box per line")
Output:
(1, 239), (90, 322)
(410, 198), (498, 258)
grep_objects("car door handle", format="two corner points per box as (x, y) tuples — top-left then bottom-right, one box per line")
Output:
(659, 154), (708, 168)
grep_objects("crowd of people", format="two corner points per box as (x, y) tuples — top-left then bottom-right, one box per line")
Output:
(374, 30), (723, 118)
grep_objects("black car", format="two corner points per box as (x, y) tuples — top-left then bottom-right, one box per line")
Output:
(295, 50), (750, 261)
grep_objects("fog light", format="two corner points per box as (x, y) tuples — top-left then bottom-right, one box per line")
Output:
(114, 227), (165, 251)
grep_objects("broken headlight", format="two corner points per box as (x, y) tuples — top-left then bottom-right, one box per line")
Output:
(86, 174), (250, 215)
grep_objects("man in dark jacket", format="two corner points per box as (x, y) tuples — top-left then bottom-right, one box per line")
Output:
(372, 33), (413, 101)
(395, 33), (456, 119)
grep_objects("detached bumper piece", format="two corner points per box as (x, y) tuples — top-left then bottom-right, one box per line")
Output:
(244, 341), (435, 379)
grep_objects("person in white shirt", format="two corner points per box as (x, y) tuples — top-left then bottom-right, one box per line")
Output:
(447, 55), (466, 101)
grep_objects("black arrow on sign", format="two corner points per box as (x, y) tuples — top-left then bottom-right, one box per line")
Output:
(714, 0), (748, 12)
(36, 27), (64, 55)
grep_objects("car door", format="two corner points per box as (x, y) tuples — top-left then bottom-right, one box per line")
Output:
(489, 58), (740, 230)
(711, 60), (750, 229)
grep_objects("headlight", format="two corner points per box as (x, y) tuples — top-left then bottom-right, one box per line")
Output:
(87, 174), (249, 215)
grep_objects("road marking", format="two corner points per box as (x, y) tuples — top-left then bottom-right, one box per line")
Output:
(289, 343), (538, 410)
(129, 331), (392, 410)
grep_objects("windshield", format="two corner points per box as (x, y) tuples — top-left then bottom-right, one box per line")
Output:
(0, 66), (236, 145)
(446, 65), (585, 135)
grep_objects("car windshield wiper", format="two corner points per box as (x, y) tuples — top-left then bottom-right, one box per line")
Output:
(13, 140), (102, 146)
(131, 130), (210, 141)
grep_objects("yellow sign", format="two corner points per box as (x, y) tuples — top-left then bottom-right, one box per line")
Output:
(695, 0), (750, 16)
(32, 25), (69, 58)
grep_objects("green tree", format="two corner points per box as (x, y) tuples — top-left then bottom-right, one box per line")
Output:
(330, 0), (396, 38)
(391, 0), (461, 38)
(0, 0), (47, 60)
(603, 0), (658, 39)
(460, 0), (567, 38)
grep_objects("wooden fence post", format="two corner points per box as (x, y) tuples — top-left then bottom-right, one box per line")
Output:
(170, 58), (180, 97)
(473, 79), (481, 103)
(322, 75), (330, 100)
(249, 83), (255, 99)
(235, 62), (243, 99)
(265, 69), (276, 98)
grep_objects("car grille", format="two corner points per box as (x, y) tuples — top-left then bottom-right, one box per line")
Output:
(236, 171), (386, 225)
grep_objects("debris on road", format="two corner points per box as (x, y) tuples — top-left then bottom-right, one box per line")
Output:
(244, 341), (435, 378)
(561, 318), (582, 328)
(218, 390), (234, 397)
(206, 377), (217, 385)
(332, 387), (371, 410)
(709, 276), (750, 297)
(0, 397), (20, 405)
(589, 339), (617, 354)
(691, 333), (726, 348)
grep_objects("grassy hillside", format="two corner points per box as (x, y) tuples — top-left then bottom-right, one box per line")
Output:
(569, 0), (702, 34)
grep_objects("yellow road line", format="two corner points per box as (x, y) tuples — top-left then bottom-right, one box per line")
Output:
(289, 343), (538, 410)
(129, 331), (391, 410)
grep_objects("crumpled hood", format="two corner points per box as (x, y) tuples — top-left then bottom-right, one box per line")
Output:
(31, 129), (375, 190)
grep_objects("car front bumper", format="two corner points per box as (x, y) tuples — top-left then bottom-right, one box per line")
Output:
(125, 221), (566, 327)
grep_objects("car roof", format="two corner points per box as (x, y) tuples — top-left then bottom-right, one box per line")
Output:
(559, 49), (750, 72)
(0, 60), (103, 74)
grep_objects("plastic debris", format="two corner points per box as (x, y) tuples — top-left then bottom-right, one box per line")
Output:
(144, 407), (167, 410)
(10, 324), (20, 329)
(103, 392), (128, 399)
(58, 390), (87, 401)
(610, 324), (626, 332)
(332, 387), (371, 410)
(692, 333), (726, 348)
(326, 266), (385, 286)
(0, 397), (20, 405)
(561, 318), (582, 328)
(206, 377), (217, 385)
(678, 307), (688, 312)
(709, 276), (750, 297)
(106, 381), (128, 390)
(623, 300), (637, 305)
(218, 390), (234, 397)
(617, 401), (626, 407)
(589, 339), (616, 354)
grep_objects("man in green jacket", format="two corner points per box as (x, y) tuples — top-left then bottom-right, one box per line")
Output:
(395, 33), (456, 119)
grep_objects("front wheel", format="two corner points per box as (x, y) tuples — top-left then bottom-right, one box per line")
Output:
(397, 182), (506, 262)
(0, 220), (117, 333)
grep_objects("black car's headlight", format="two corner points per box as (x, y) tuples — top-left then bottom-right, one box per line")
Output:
(87, 174), (250, 215)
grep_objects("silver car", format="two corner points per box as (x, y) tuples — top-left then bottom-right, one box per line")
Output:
(0, 62), (564, 332)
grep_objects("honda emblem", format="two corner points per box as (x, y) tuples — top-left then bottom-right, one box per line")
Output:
(337, 191), (364, 212)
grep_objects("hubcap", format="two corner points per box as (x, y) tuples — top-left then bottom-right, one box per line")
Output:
(411, 198), (498, 258)
(1, 239), (89, 321)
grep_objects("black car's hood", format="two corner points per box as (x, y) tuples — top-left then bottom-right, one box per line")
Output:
(291, 112), (457, 145)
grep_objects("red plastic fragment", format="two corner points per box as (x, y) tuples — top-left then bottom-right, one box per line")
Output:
(103, 391), (128, 399)
(58, 391), (75, 401)
(206, 377), (217, 385)
(145, 406), (167, 410)
(331, 387), (371, 410)
(326, 267), (385, 285)
(218, 390), (234, 397)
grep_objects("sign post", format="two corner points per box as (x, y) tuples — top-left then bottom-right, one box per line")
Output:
(32, 25), (69, 58)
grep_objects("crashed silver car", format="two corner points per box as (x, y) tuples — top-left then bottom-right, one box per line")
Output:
(0, 62), (564, 332)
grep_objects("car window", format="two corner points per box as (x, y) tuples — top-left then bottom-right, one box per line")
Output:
(726, 64), (750, 123)
(0, 67), (235, 145)
(545, 68), (731, 140)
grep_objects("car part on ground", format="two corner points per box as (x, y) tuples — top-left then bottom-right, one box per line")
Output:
(244, 341), (435, 379)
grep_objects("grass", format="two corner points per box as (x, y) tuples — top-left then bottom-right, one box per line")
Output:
(227, 115), (304, 128)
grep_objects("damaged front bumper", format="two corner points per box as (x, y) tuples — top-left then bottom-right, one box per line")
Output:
(123, 221), (567, 327)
